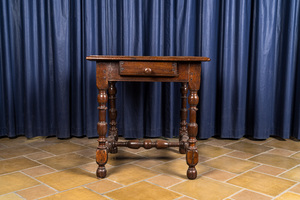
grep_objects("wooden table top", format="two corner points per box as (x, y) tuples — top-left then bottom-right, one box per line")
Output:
(86, 55), (210, 62)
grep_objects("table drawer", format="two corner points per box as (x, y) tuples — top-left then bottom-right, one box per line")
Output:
(119, 61), (177, 77)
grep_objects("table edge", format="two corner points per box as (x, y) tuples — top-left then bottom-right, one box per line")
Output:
(86, 55), (210, 62)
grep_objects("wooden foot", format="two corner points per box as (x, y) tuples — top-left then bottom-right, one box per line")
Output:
(96, 166), (107, 178)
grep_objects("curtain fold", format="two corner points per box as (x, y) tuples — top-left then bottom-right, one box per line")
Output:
(1, 0), (299, 139)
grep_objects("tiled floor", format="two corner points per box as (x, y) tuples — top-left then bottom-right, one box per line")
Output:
(1, 136), (300, 200)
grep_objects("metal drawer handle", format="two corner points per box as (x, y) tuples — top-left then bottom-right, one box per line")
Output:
(144, 68), (152, 74)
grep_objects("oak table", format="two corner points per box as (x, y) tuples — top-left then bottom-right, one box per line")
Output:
(86, 55), (210, 180)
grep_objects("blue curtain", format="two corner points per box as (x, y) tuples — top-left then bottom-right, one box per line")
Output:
(1, 0), (299, 139)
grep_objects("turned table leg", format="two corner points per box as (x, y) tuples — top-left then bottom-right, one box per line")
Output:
(96, 88), (108, 178)
(179, 82), (189, 154)
(108, 81), (118, 153)
(186, 64), (201, 180)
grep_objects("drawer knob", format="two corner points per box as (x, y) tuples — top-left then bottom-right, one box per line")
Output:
(144, 68), (152, 74)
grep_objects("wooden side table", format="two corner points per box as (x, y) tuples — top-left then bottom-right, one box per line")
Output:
(86, 55), (210, 179)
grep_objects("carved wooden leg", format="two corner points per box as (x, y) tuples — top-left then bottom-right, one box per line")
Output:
(108, 81), (118, 153)
(186, 89), (199, 179)
(96, 89), (108, 178)
(179, 82), (188, 154)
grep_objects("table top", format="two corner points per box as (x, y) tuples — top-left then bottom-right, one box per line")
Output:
(86, 55), (210, 62)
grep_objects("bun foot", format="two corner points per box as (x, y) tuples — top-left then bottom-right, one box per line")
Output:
(96, 167), (107, 178)
(187, 167), (197, 180)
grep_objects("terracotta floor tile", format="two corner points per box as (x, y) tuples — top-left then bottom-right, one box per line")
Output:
(133, 159), (164, 168)
(86, 179), (122, 193)
(25, 151), (55, 160)
(40, 187), (107, 200)
(152, 159), (211, 179)
(16, 185), (56, 200)
(227, 151), (254, 159)
(0, 193), (24, 200)
(171, 177), (240, 200)
(38, 142), (87, 155)
(249, 154), (300, 169)
(291, 152), (300, 160)
(108, 164), (158, 185)
(75, 148), (95, 159)
(0, 145), (38, 159)
(122, 147), (148, 153)
(202, 169), (236, 181)
(231, 190), (272, 200)
(108, 150), (143, 166)
(177, 197), (195, 200)
(267, 148), (295, 157)
(0, 137), (28, 147)
(0, 172), (40, 195)
(106, 181), (181, 200)
(37, 153), (93, 170)
(275, 192), (300, 200)
(69, 137), (95, 145)
(28, 137), (66, 148)
(204, 156), (258, 174)
(227, 171), (296, 196)
(147, 174), (183, 187)
(0, 144), (7, 149)
(197, 144), (233, 158)
(225, 141), (272, 155)
(137, 148), (184, 162)
(0, 157), (40, 175)
(204, 139), (238, 147)
(265, 139), (300, 151)
(242, 137), (273, 145)
(22, 165), (56, 177)
(290, 184), (300, 194)
(280, 166), (300, 182)
(253, 165), (286, 176)
(36, 168), (98, 191)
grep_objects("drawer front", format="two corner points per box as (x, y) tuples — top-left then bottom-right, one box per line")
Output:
(119, 61), (177, 77)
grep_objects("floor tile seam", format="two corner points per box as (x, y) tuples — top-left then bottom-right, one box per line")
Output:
(276, 163), (300, 177)
(147, 156), (187, 170)
(227, 188), (275, 200)
(201, 168), (240, 182)
(222, 145), (275, 158)
(83, 185), (115, 200)
(34, 184), (106, 200)
(288, 151), (300, 158)
(131, 160), (164, 168)
(271, 184), (300, 199)
(24, 149), (57, 160)
(143, 179), (186, 198)
(223, 169), (298, 197)
(223, 188), (247, 200)
(0, 192), (26, 199)
(20, 155), (61, 172)
(246, 157), (299, 172)
(32, 165), (99, 178)
(203, 139), (241, 147)
(164, 177), (187, 189)
(99, 178), (177, 197)
(252, 163), (288, 174)
(18, 171), (60, 193)
(224, 162), (297, 184)
(174, 195), (197, 200)
(132, 156), (184, 170)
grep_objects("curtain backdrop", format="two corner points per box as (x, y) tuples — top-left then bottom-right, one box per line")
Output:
(1, 0), (299, 139)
